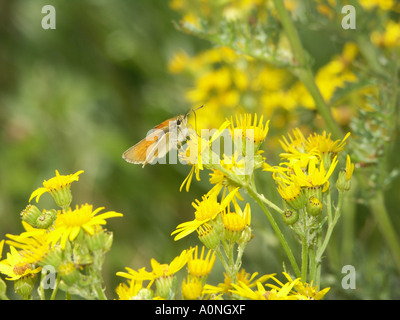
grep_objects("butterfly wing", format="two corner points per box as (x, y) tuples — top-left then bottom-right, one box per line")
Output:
(122, 115), (185, 167)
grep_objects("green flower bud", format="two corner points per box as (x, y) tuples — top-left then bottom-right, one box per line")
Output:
(36, 209), (57, 229)
(20, 204), (42, 226)
(197, 224), (220, 250)
(155, 275), (176, 300)
(307, 196), (323, 217)
(50, 187), (73, 209)
(336, 170), (351, 192)
(238, 226), (253, 245)
(282, 209), (299, 226)
(14, 275), (36, 298)
(58, 262), (80, 286)
(135, 288), (153, 300)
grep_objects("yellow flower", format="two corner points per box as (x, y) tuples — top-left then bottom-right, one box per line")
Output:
(203, 269), (274, 299)
(171, 185), (238, 241)
(278, 128), (320, 168)
(231, 113), (270, 145)
(182, 276), (203, 300)
(279, 128), (308, 154)
(179, 120), (231, 192)
(305, 131), (351, 157)
(187, 246), (216, 278)
(231, 273), (311, 300)
(280, 272), (330, 300)
(6, 222), (50, 264)
(116, 279), (145, 300)
(0, 246), (41, 281)
(371, 20), (400, 48)
(359, 0), (394, 10)
(345, 154), (355, 181)
(48, 204), (123, 249)
(230, 281), (269, 300)
(29, 170), (84, 208)
(150, 249), (191, 280)
(116, 266), (153, 283)
(276, 180), (306, 210)
(290, 156), (338, 190)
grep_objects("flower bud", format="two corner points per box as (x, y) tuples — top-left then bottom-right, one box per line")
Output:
(14, 275), (36, 298)
(135, 288), (154, 300)
(197, 224), (220, 250)
(58, 262), (80, 286)
(20, 204), (41, 226)
(50, 186), (73, 209)
(222, 212), (247, 243)
(307, 196), (323, 217)
(155, 275), (176, 300)
(336, 170), (351, 192)
(282, 209), (299, 226)
(182, 276), (203, 300)
(238, 225), (253, 245)
(36, 209), (57, 229)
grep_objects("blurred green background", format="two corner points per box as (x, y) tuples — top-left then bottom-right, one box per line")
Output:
(0, 0), (213, 299)
(1, 0), (399, 299)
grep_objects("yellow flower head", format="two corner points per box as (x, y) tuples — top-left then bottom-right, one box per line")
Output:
(281, 272), (330, 300)
(0, 246), (41, 281)
(29, 170), (84, 208)
(150, 249), (191, 279)
(276, 180), (306, 210)
(222, 202), (251, 244)
(203, 269), (274, 298)
(231, 113), (270, 144)
(171, 185), (238, 241)
(279, 128), (308, 154)
(305, 132), (350, 157)
(116, 279), (144, 300)
(179, 120), (231, 192)
(182, 276), (203, 300)
(187, 246), (216, 278)
(291, 156), (338, 190)
(48, 204), (123, 249)
(6, 222), (50, 264)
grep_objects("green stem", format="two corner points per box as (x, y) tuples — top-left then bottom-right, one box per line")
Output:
(50, 275), (60, 300)
(316, 192), (344, 263)
(301, 237), (308, 283)
(272, 0), (342, 139)
(259, 193), (285, 215)
(215, 246), (230, 278)
(369, 190), (400, 275)
(308, 244), (316, 286)
(214, 163), (300, 277)
(246, 184), (301, 278)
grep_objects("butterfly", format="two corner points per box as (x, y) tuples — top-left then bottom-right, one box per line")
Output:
(122, 105), (203, 167)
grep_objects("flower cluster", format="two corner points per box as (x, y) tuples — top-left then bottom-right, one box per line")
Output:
(0, 170), (123, 300)
(116, 113), (338, 300)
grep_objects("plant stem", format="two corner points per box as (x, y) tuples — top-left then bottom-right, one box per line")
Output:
(272, 0), (342, 139)
(50, 275), (60, 300)
(369, 190), (400, 275)
(301, 237), (308, 283)
(246, 184), (301, 278)
(316, 192), (344, 263)
(308, 244), (317, 286)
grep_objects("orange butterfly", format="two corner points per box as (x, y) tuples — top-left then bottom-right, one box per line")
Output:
(122, 106), (203, 167)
